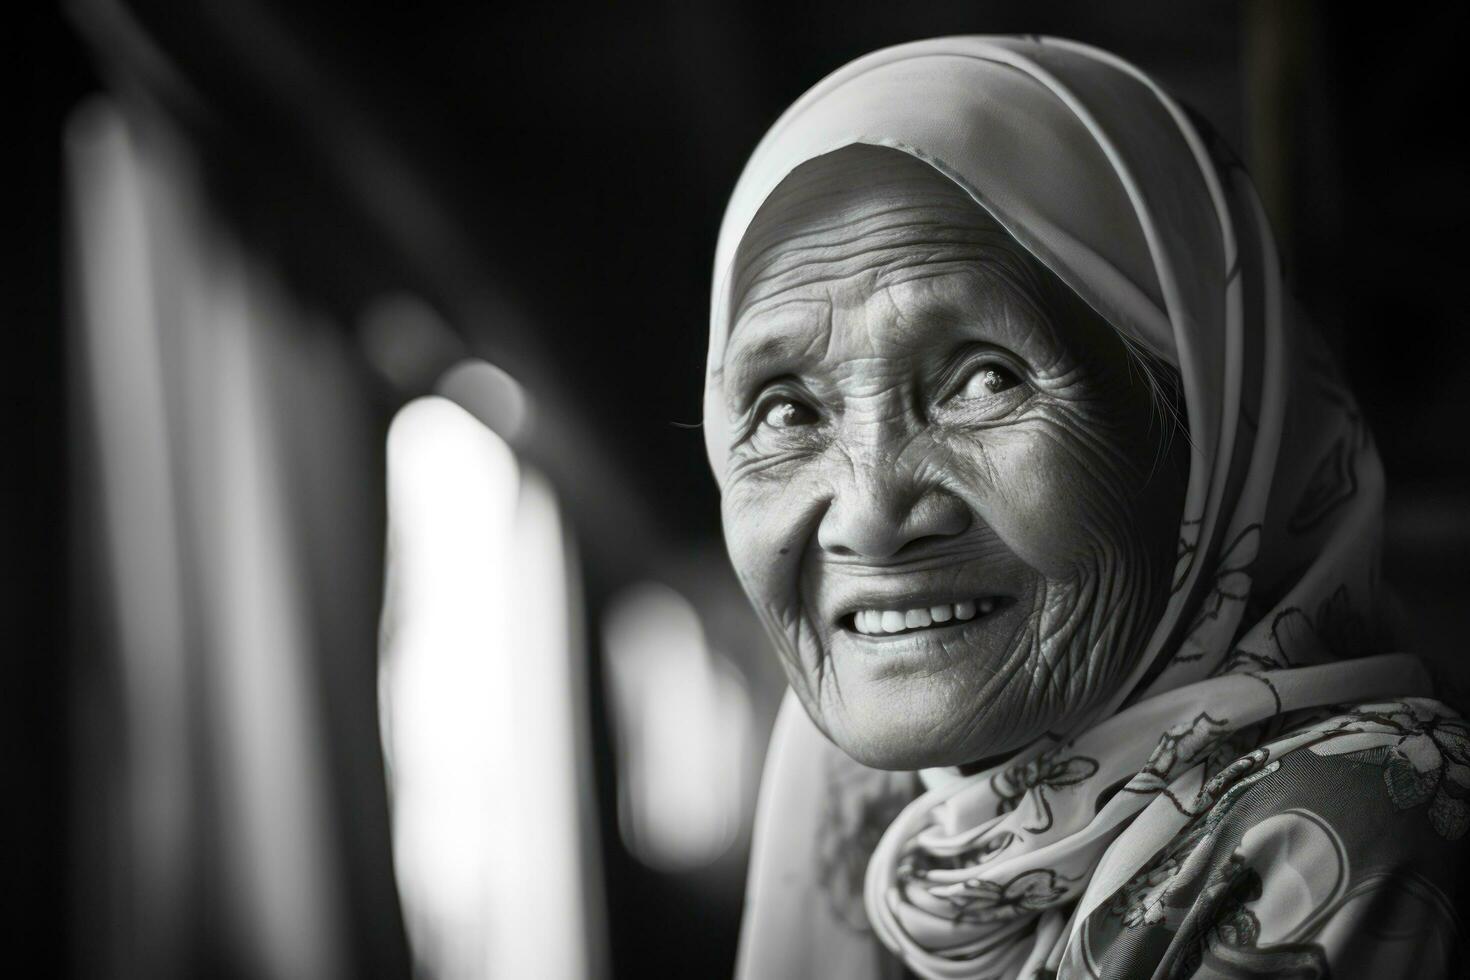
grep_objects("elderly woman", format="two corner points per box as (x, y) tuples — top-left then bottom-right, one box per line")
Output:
(703, 37), (1466, 979)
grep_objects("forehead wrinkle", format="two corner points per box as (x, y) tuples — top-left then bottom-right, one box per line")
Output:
(724, 144), (1093, 384)
(740, 205), (991, 260)
(734, 209), (1013, 292)
(737, 232), (1031, 323)
(730, 244), (1071, 380)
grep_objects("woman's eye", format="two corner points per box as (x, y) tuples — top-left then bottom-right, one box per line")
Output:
(958, 364), (1022, 399)
(760, 397), (818, 429)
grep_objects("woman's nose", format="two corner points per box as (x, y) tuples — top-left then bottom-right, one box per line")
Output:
(816, 467), (971, 560)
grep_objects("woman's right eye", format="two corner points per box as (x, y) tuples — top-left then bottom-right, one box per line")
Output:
(759, 396), (819, 430)
(958, 364), (1023, 399)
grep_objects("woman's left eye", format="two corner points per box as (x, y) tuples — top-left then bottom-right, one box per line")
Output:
(759, 396), (819, 429)
(957, 363), (1022, 399)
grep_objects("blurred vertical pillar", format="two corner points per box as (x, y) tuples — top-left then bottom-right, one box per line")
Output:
(1242, 0), (1307, 254)
(1243, 0), (1343, 335)
(67, 97), (196, 980)
(65, 97), (397, 979)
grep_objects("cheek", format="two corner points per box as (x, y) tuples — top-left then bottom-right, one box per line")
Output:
(944, 420), (1126, 579)
(720, 463), (827, 611)
(721, 465), (835, 704)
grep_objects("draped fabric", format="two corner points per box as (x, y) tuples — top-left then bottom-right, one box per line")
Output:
(709, 37), (1467, 978)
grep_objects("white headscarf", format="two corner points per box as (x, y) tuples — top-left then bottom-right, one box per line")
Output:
(707, 37), (1449, 978)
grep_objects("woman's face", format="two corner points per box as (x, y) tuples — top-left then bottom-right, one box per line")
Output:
(716, 147), (1187, 770)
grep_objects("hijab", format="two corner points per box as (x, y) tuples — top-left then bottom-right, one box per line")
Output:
(705, 36), (1458, 979)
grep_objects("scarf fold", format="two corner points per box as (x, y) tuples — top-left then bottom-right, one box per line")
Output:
(711, 36), (1449, 979)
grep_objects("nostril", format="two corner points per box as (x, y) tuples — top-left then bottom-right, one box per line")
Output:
(895, 531), (962, 558)
(816, 505), (909, 560)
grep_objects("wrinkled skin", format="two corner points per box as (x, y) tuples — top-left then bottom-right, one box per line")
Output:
(716, 146), (1187, 770)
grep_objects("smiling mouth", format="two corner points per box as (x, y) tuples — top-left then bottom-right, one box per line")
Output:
(842, 597), (1012, 637)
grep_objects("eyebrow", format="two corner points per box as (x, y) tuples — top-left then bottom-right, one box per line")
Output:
(721, 298), (831, 397)
(877, 262), (1059, 349)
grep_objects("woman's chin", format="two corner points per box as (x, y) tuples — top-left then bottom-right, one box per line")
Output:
(831, 736), (955, 773)
(815, 689), (1028, 772)
(802, 614), (1039, 770)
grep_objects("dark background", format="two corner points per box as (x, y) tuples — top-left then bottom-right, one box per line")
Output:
(15, 2), (1468, 977)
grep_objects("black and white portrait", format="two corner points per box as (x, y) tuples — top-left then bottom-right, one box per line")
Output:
(16, 4), (1468, 979)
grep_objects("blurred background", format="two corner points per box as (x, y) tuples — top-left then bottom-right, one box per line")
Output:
(12, 2), (1468, 977)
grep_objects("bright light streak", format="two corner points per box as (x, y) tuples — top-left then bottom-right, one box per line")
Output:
(381, 396), (604, 980)
(602, 583), (755, 872)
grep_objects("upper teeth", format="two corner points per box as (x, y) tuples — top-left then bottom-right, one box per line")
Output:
(852, 599), (998, 635)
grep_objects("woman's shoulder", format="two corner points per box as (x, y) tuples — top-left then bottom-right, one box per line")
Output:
(1182, 697), (1467, 976)
(1087, 697), (1468, 979)
(1223, 697), (1470, 848)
